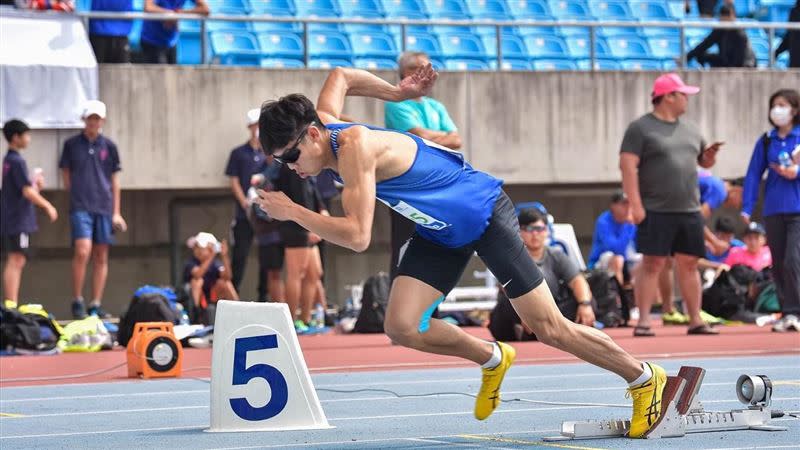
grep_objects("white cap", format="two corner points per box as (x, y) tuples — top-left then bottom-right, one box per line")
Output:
(82, 100), (107, 119)
(186, 232), (220, 252)
(246, 108), (260, 126)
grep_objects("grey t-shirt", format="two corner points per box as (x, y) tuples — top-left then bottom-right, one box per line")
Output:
(533, 246), (581, 301)
(620, 113), (706, 213)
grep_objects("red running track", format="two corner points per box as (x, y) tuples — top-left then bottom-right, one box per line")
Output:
(1, 323), (798, 387)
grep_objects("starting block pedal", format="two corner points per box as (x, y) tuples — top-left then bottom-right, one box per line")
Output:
(544, 366), (787, 441)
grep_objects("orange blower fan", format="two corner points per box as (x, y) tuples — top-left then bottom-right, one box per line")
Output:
(126, 322), (183, 379)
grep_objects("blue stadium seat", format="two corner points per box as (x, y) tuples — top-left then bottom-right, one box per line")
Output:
(556, 26), (592, 37)
(439, 32), (488, 60)
(342, 12), (388, 33)
(489, 58), (534, 70)
(730, 0), (757, 17)
(426, 0), (470, 19)
(546, 0), (592, 19)
(506, 0), (553, 20)
(620, 59), (663, 70)
(210, 30), (261, 65)
(207, 8), (252, 32)
(514, 24), (561, 36)
(393, 31), (442, 58)
(523, 34), (569, 59)
(647, 35), (681, 59)
(596, 25), (641, 38)
(251, 19), (302, 34)
(639, 26), (680, 38)
(629, 0), (674, 20)
(576, 58), (622, 70)
(481, 34), (528, 60)
(308, 58), (353, 68)
(606, 36), (653, 59)
(294, 0), (343, 31)
(588, 1), (634, 20)
(249, 0), (296, 15)
(466, 0), (510, 20)
(206, 0), (250, 12)
(308, 30), (352, 59)
(349, 31), (398, 58)
(354, 57), (399, 70)
(683, 20), (714, 40)
(384, 1), (430, 33)
(750, 37), (771, 62)
(257, 31), (304, 58)
(178, 33), (203, 64)
(444, 58), (491, 70)
(338, 0), (384, 16)
(564, 36), (611, 58)
(760, 1), (794, 23)
(532, 59), (578, 70)
(260, 57), (306, 68)
(666, 0), (686, 19)
(661, 58), (677, 70)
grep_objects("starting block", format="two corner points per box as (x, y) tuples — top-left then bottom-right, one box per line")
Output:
(545, 366), (787, 441)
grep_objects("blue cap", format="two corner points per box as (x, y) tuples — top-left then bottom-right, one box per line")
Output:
(745, 221), (766, 236)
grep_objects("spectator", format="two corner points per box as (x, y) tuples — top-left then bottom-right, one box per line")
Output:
(271, 163), (326, 333)
(140, 0), (209, 64)
(385, 51), (462, 280)
(698, 172), (744, 253)
(89, 0), (133, 63)
(742, 88), (800, 333)
(60, 100), (127, 319)
(224, 108), (268, 298)
(620, 73), (723, 336)
(686, 0), (717, 18)
(686, 5), (756, 68)
(249, 157), (285, 304)
(1, 119), (58, 307)
(698, 216), (745, 273)
(587, 190), (638, 286)
(489, 208), (595, 341)
(724, 222), (772, 272)
(12, 0), (74, 11)
(775, 1), (799, 68)
(183, 232), (238, 323)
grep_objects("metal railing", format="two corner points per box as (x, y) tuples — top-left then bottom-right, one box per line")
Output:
(72, 11), (800, 70)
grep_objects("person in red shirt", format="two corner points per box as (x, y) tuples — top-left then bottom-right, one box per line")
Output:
(724, 222), (772, 272)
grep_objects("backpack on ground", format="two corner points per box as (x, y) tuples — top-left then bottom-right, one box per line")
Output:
(702, 265), (758, 319)
(118, 289), (180, 347)
(0, 303), (62, 352)
(353, 272), (391, 333)
(585, 269), (626, 328)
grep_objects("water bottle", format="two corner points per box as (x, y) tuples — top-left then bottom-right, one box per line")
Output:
(778, 151), (792, 168)
(313, 304), (325, 327)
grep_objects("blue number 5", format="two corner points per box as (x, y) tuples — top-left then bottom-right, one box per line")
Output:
(230, 334), (289, 421)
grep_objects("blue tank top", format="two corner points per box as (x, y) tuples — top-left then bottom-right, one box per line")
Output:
(327, 123), (502, 248)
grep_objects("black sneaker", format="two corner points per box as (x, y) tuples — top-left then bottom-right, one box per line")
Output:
(87, 303), (111, 319)
(71, 299), (87, 319)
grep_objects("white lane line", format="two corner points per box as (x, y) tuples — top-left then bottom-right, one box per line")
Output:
(405, 437), (486, 448)
(702, 446), (800, 450)
(0, 389), (208, 404)
(0, 425), (206, 439)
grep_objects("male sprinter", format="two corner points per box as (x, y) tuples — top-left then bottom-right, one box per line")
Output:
(255, 65), (666, 437)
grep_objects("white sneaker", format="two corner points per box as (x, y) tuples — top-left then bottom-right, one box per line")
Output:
(772, 315), (800, 333)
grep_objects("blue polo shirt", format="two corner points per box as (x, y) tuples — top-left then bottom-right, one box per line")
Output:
(140, 0), (190, 48)
(1, 150), (36, 236)
(182, 256), (223, 299)
(224, 142), (266, 220)
(705, 238), (744, 263)
(698, 170), (727, 211)
(89, 0), (133, 37)
(59, 133), (121, 216)
(587, 210), (637, 268)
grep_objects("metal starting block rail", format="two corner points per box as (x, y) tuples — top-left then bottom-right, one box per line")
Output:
(544, 366), (788, 441)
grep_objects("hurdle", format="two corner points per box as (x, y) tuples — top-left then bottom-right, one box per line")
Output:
(544, 366), (787, 441)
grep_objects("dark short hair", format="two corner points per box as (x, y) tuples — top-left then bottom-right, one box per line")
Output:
(651, 95), (664, 106)
(518, 208), (548, 226)
(768, 88), (800, 127)
(611, 190), (628, 204)
(258, 94), (324, 155)
(714, 216), (737, 234)
(2, 119), (30, 143)
(728, 176), (745, 187)
(719, 5), (735, 16)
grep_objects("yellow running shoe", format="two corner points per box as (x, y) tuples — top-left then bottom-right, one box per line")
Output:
(662, 310), (689, 325)
(474, 341), (515, 420)
(627, 362), (667, 438)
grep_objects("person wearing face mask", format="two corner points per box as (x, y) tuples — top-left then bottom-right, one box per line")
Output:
(742, 88), (800, 333)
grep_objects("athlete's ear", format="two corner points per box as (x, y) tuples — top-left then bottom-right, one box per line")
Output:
(308, 125), (321, 141)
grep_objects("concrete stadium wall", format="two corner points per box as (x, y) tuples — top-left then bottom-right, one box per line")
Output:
(1, 67), (791, 318)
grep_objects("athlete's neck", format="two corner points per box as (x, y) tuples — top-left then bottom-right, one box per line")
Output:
(528, 246), (545, 261)
(651, 108), (679, 123)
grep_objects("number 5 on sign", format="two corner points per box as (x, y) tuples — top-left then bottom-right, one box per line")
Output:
(208, 301), (332, 432)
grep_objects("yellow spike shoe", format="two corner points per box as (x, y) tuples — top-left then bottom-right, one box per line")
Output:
(627, 362), (667, 438)
(474, 341), (515, 420)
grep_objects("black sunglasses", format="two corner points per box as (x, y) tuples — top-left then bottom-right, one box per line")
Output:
(274, 126), (309, 164)
(521, 224), (548, 233)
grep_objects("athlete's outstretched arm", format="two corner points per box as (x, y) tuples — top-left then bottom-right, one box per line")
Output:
(316, 65), (437, 123)
(255, 127), (377, 252)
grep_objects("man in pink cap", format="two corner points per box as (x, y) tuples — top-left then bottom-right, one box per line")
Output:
(619, 73), (724, 337)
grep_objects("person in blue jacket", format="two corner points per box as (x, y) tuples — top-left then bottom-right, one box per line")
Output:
(742, 88), (800, 333)
(587, 190), (637, 286)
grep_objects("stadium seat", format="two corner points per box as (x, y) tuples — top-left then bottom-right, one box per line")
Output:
(308, 58), (353, 68)
(506, 0), (553, 20)
(514, 24), (561, 36)
(249, 0), (296, 15)
(465, 0), (511, 20)
(481, 34), (529, 60)
(588, 1), (634, 20)
(760, 1), (794, 23)
(426, 0), (470, 19)
(341, 12), (389, 33)
(260, 57), (306, 68)
(354, 57), (399, 70)
(596, 25), (641, 38)
(210, 30), (261, 66)
(206, 0), (250, 12)
(639, 26), (680, 39)
(576, 58), (622, 70)
(730, 0), (757, 17)
(489, 58), (534, 70)
(606, 36), (653, 59)
(382, 0), (427, 16)
(523, 34), (569, 59)
(666, 0), (686, 19)
(750, 37), (771, 62)
(444, 58), (490, 70)
(207, 7), (252, 32)
(647, 35), (682, 59)
(564, 36), (611, 58)
(661, 58), (678, 70)
(251, 19), (302, 34)
(257, 31), (304, 59)
(531, 59), (578, 70)
(349, 31), (398, 58)
(338, 0), (384, 16)
(439, 32), (488, 60)
(546, 0), (592, 19)
(393, 31), (442, 58)
(177, 32), (203, 64)
(308, 30), (352, 59)
(620, 59), (663, 70)
(629, 0), (674, 20)
(556, 25), (592, 37)
(294, 0), (343, 31)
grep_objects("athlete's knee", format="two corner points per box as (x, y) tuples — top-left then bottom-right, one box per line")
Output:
(528, 315), (572, 348)
(384, 316), (419, 347)
(641, 256), (667, 274)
